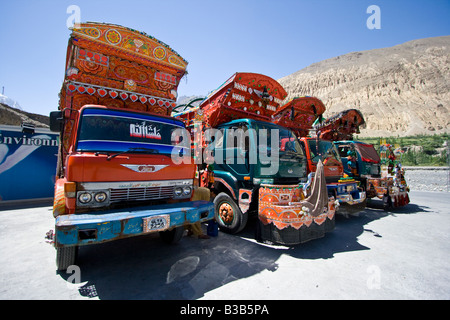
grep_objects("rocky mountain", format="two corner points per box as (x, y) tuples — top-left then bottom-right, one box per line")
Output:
(0, 102), (50, 128)
(278, 36), (450, 137)
(176, 95), (205, 106)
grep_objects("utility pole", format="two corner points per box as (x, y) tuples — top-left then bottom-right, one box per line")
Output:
(1, 86), (4, 95)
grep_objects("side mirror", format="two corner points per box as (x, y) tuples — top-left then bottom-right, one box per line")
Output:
(49, 111), (63, 132)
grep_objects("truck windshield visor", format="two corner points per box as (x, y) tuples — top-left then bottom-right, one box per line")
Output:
(308, 140), (341, 163)
(354, 143), (381, 163)
(76, 108), (186, 155)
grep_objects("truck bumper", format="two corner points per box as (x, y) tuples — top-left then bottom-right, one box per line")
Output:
(336, 191), (367, 215)
(55, 200), (214, 247)
(258, 184), (336, 245)
(336, 191), (366, 205)
(258, 200), (336, 246)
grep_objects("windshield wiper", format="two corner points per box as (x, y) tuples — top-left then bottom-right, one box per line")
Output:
(106, 147), (159, 161)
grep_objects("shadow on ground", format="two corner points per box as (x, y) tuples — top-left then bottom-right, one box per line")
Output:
(58, 199), (429, 300)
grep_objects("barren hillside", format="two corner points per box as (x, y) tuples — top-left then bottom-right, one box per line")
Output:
(0, 103), (49, 128)
(278, 36), (450, 137)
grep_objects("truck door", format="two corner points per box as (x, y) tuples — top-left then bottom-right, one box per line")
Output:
(221, 123), (251, 179)
(336, 144), (352, 176)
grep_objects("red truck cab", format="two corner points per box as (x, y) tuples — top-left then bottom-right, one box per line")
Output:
(299, 136), (366, 215)
(300, 137), (344, 182)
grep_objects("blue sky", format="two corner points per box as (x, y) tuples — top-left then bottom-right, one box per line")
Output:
(0, 0), (449, 116)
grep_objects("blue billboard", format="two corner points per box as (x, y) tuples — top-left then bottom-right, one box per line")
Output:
(0, 125), (58, 202)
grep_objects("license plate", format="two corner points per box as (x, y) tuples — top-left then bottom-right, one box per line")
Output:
(143, 215), (170, 233)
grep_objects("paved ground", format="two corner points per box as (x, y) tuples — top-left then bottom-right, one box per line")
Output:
(0, 190), (449, 300)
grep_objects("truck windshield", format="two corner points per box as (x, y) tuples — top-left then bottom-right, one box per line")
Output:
(255, 122), (305, 159)
(76, 108), (185, 155)
(307, 139), (341, 163)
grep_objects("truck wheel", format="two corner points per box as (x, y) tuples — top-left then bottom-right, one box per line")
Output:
(160, 227), (184, 244)
(214, 192), (248, 234)
(56, 246), (78, 271)
(383, 194), (393, 211)
(255, 220), (263, 243)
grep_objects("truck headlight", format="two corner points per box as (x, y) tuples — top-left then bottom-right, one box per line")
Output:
(77, 190), (110, 207)
(174, 187), (183, 197)
(78, 192), (92, 204)
(94, 192), (107, 203)
(182, 186), (192, 196)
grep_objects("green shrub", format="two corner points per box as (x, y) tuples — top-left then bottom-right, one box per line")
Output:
(355, 133), (449, 167)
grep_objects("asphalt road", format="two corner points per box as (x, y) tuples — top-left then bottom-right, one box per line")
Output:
(0, 190), (449, 300)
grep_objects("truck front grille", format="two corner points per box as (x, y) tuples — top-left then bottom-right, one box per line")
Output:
(110, 186), (174, 203)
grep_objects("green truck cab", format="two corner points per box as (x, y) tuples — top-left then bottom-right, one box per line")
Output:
(174, 73), (336, 245)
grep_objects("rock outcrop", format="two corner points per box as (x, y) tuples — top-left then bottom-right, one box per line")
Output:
(0, 103), (49, 128)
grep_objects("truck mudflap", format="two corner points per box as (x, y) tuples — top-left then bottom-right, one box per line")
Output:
(382, 190), (410, 209)
(257, 160), (336, 245)
(389, 191), (410, 207)
(54, 200), (214, 247)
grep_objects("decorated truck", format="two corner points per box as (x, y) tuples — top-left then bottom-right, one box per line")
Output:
(50, 22), (214, 270)
(316, 107), (409, 209)
(272, 97), (366, 215)
(334, 141), (410, 209)
(173, 73), (336, 245)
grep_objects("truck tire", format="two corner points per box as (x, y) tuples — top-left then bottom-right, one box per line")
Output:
(160, 226), (184, 244)
(255, 220), (263, 243)
(214, 192), (248, 234)
(56, 246), (78, 271)
(383, 194), (393, 211)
